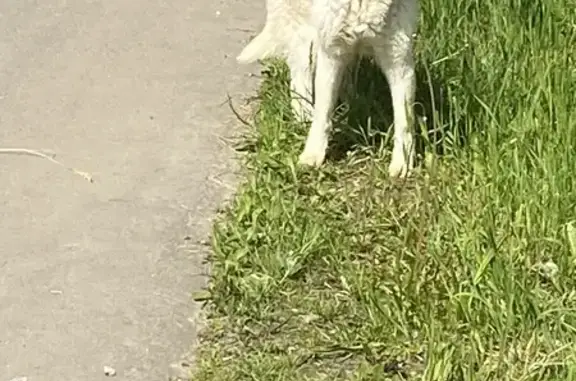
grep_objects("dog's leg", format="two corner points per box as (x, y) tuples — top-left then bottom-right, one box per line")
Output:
(287, 35), (314, 122)
(298, 47), (347, 166)
(373, 37), (416, 178)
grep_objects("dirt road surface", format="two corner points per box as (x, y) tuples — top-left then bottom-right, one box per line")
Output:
(0, 1), (261, 380)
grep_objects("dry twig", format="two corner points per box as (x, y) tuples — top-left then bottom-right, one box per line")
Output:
(0, 148), (93, 183)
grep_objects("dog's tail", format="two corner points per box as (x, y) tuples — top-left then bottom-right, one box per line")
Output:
(237, 28), (281, 64)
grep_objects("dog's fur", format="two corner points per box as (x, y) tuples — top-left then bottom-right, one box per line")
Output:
(237, 0), (419, 178)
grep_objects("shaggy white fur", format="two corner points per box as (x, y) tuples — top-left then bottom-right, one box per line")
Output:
(237, 0), (419, 178)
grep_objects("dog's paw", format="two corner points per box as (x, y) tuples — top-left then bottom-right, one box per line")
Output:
(388, 160), (411, 178)
(298, 148), (326, 167)
(388, 152), (414, 178)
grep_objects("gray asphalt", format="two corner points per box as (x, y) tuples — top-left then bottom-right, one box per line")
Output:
(0, 1), (261, 380)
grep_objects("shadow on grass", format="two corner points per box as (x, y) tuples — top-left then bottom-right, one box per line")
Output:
(326, 57), (468, 163)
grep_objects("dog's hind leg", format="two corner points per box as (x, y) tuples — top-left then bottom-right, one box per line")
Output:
(373, 36), (416, 178)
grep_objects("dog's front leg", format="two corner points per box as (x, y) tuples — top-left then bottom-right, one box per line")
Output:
(298, 46), (348, 167)
(287, 35), (315, 122)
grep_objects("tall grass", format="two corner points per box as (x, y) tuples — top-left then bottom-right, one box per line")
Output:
(193, 1), (576, 380)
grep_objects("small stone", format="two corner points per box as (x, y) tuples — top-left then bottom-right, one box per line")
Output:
(104, 366), (116, 377)
(301, 313), (320, 324)
(536, 260), (559, 279)
(169, 362), (192, 380)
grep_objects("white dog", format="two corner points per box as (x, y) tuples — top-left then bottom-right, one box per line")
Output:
(237, 0), (418, 178)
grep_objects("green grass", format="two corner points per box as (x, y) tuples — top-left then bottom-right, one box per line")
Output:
(192, 0), (576, 380)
